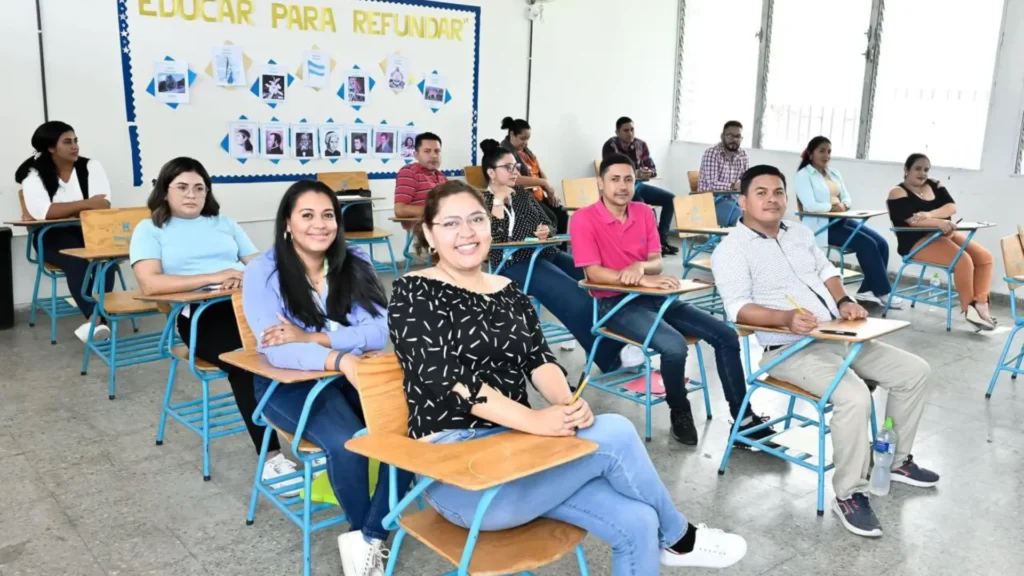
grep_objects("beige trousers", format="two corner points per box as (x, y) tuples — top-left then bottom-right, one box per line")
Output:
(762, 340), (931, 500)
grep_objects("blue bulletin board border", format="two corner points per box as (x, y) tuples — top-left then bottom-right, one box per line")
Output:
(116, 0), (480, 186)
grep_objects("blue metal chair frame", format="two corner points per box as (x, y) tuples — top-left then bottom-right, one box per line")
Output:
(491, 237), (574, 346)
(882, 228), (980, 331)
(381, 454), (590, 576)
(246, 376), (346, 576)
(79, 257), (164, 399)
(399, 228), (429, 274)
(25, 221), (90, 343)
(678, 234), (726, 318)
(155, 296), (245, 480)
(803, 215), (874, 285)
(987, 276), (1024, 398)
(579, 291), (712, 442)
(339, 199), (400, 277)
(719, 333), (877, 515)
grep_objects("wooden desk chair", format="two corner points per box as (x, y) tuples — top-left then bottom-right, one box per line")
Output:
(17, 189), (84, 343)
(73, 207), (162, 399)
(562, 177), (599, 212)
(670, 194), (731, 318)
(687, 171), (699, 193)
(987, 233), (1024, 398)
(318, 171), (370, 192)
(490, 238), (575, 347)
(220, 293), (347, 576)
(389, 216), (426, 274)
(593, 159), (602, 177)
(721, 319), (907, 515)
(346, 354), (595, 576)
(347, 228), (400, 277)
(794, 198), (865, 285)
(576, 279), (714, 441)
(463, 165), (485, 189)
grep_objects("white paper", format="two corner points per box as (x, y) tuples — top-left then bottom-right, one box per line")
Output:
(154, 60), (190, 104)
(385, 54), (410, 92)
(422, 73), (447, 108)
(319, 124), (345, 159)
(348, 127), (370, 159)
(344, 70), (369, 105)
(303, 50), (330, 89)
(260, 64), (288, 103)
(398, 129), (419, 159)
(372, 126), (397, 158)
(291, 125), (319, 159)
(211, 46), (246, 87)
(228, 121), (259, 158)
(261, 122), (288, 159)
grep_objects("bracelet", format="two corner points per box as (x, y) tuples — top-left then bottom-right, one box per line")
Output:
(837, 296), (854, 307)
(333, 353), (343, 372)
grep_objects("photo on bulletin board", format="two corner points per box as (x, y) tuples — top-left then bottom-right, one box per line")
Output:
(228, 121), (259, 158)
(260, 64), (288, 102)
(422, 73), (447, 107)
(292, 125), (318, 159)
(319, 124), (345, 158)
(155, 60), (190, 104)
(302, 50), (331, 89)
(373, 126), (397, 157)
(386, 54), (410, 92)
(261, 122), (288, 159)
(345, 71), (369, 104)
(212, 45), (246, 87)
(398, 129), (419, 159)
(348, 127), (370, 159)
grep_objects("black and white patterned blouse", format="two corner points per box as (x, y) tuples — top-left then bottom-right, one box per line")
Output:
(388, 275), (559, 439)
(483, 189), (557, 271)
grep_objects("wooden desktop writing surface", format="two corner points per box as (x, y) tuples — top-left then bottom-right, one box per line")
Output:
(892, 221), (995, 232)
(6, 218), (80, 227)
(672, 226), (734, 236)
(388, 216), (419, 223)
(578, 278), (713, 297)
(219, 349), (342, 384)
(59, 246), (130, 261)
(134, 288), (239, 304)
(734, 317), (910, 343)
(346, 432), (596, 491)
(492, 237), (570, 249)
(796, 209), (887, 220)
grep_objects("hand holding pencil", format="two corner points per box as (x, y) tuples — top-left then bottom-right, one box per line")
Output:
(785, 295), (818, 335)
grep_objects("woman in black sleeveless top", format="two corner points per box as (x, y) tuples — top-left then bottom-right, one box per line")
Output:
(886, 153), (995, 330)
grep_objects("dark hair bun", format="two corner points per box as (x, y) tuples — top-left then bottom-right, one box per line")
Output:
(500, 117), (514, 130)
(480, 138), (500, 155)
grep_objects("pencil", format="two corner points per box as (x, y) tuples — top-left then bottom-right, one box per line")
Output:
(570, 378), (590, 404)
(785, 295), (807, 314)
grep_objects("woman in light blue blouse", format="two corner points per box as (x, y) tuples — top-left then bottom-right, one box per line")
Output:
(794, 136), (903, 308)
(242, 180), (410, 575)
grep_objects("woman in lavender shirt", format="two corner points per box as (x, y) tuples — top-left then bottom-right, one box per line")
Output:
(242, 180), (409, 576)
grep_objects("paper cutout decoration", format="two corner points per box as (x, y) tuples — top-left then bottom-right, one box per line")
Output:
(418, 70), (452, 113)
(224, 118), (259, 162)
(292, 120), (319, 163)
(210, 44), (247, 87)
(145, 56), (197, 109)
(297, 46), (335, 90)
(251, 60), (294, 108)
(261, 119), (288, 162)
(373, 122), (397, 163)
(319, 120), (345, 163)
(399, 125), (419, 162)
(380, 53), (412, 93)
(348, 119), (369, 162)
(337, 65), (375, 110)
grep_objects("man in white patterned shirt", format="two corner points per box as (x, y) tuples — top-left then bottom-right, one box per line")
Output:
(712, 165), (938, 539)
(697, 121), (748, 226)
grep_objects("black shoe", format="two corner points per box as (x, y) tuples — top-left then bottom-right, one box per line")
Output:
(670, 409), (698, 445)
(661, 242), (680, 256)
(736, 413), (777, 446)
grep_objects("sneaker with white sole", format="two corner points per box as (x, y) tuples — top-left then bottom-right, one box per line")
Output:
(856, 291), (883, 305)
(338, 530), (387, 576)
(560, 340), (577, 351)
(75, 322), (109, 344)
(660, 524), (747, 568)
(890, 455), (939, 488)
(619, 345), (646, 368)
(832, 493), (882, 538)
(262, 454), (302, 497)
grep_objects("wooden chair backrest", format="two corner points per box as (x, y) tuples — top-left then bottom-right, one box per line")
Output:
(673, 192), (716, 229)
(1001, 234), (1024, 290)
(593, 159), (602, 177)
(463, 165), (485, 189)
(687, 171), (699, 193)
(231, 292), (258, 351)
(318, 171), (370, 192)
(352, 353), (409, 437)
(79, 207), (151, 251)
(17, 190), (32, 221)
(562, 177), (599, 210)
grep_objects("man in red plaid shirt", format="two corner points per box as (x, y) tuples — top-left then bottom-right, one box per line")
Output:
(697, 121), (748, 226)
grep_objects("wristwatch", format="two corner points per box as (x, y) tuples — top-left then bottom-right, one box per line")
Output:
(837, 296), (854, 308)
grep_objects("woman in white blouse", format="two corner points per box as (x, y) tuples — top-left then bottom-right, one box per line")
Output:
(14, 121), (116, 342)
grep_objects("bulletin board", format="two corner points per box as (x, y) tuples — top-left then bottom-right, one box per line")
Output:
(116, 0), (480, 186)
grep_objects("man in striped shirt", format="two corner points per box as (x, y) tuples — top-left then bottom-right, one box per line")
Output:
(394, 133), (446, 226)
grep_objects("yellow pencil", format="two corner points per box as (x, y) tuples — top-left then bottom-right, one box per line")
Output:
(785, 295), (807, 314)
(570, 378), (590, 404)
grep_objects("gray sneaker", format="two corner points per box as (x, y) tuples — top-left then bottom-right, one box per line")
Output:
(891, 455), (940, 488)
(832, 493), (882, 538)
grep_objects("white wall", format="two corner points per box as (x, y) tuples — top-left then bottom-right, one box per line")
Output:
(4, 0), (530, 306)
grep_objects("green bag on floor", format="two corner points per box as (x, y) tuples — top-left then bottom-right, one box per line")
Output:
(300, 458), (380, 505)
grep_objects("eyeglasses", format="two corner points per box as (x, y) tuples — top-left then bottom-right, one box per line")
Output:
(496, 163), (520, 173)
(173, 183), (208, 196)
(432, 213), (490, 232)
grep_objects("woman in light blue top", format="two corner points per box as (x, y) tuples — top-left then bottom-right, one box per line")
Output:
(242, 180), (411, 575)
(794, 136), (903, 308)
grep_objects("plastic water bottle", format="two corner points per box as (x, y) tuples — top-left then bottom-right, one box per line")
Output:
(869, 417), (898, 496)
(928, 273), (941, 311)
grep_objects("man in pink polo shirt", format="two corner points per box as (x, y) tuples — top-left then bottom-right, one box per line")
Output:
(394, 132), (446, 228)
(570, 154), (774, 445)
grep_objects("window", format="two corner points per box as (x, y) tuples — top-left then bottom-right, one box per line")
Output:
(675, 0), (762, 144)
(760, 0), (873, 157)
(867, 0), (1003, 169)
(1016, 113), (1024, 174)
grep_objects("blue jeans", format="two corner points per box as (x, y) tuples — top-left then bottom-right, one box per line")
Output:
(598, 296), (754, 420)
(633, 182), (675, 239)
(423, 415), (688, 576)
(715, 195), (741, 227)
(501, 251), (623, 373)
(253, 375), (413, 541)
(828, 219), (892, 296)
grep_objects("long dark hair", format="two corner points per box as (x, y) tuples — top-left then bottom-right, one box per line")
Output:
(480, 139), (513, 185)
(501, 116), (530, 137)
(798, 136), (831, 171)
(238, 129), (253, 152)
(413, 180), (487, 256)
(273, 180), (387, 329)
(147, 157), (220, 227)
(14, 121), (85, 197)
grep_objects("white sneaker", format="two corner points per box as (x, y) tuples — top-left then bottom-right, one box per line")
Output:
(338, 530), (386, 576)
(856, 292), (883, 305)
(660, 524), (747, 569)
(75, 322), (109, 344)
(886, 295), (906, 309)
(312, 456), (327, 479)
(262, 454), (302, 497)
(560, 340), (577, 351)
(619, 345), (646, 368)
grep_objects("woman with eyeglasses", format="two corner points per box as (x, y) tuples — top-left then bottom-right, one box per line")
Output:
(130, 157), (302, 495)
(500, 117), (569, 235)
(388, 180), (747, 575)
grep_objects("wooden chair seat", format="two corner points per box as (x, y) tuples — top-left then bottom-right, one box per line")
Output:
(103, 291), (159, 315)
(347, 229), (392, 241)
(597, 327), (699, 347)
(678, 232), (700, 240)
(760, 376), (821, 401)
(268, 421), (322, 453)
(688, 256), (713, 271)
(43, 262), (62, 273)
(170, 345), (220, 372)
(399, 507), (585, 576)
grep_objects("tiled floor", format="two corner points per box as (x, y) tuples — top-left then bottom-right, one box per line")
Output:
(2, 261), (1022, 575)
